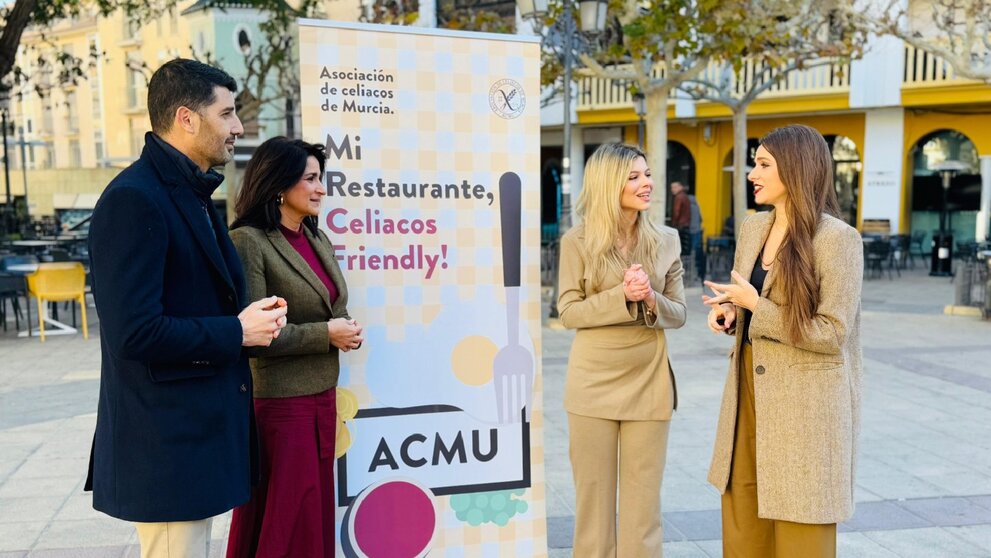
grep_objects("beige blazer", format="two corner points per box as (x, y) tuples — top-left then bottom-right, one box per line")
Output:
(230, 225), (351, 399)
(707, 210), (863, 524)
(557, 225), (687, 420)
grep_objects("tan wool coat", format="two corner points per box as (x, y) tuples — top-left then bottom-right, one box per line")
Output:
(557, 225), (687, 421)
(707, 210), (864, 524)
(230, 225), (351, 399)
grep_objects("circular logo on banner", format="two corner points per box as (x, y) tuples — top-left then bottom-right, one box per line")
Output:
(489, 79), (526, 119)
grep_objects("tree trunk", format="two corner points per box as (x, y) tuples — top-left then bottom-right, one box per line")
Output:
(0, 0), (39, 80)
(646, 87), (670, 227)
(732, 104), (750, 238)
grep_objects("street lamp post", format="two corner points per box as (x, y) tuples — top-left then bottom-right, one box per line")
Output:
(632, 92), (646, 149)
(0, 86), (11, 237)
(517, 0), (607, 318)
(930, 160), (970, 277)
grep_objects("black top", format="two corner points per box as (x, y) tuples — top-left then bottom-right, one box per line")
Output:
(742, 248), (769, 343)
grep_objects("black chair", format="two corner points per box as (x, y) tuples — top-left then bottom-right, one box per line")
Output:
(865, 239), (894, 280)
(0, 255), (38, 334)
(678, 228), (696, 284)
(909, 230), (927, 267)
(706, 236), (735, 281)
(0, 273), (28, 332)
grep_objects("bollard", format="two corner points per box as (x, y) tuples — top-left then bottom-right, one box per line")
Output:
(955, 260), (973, 306)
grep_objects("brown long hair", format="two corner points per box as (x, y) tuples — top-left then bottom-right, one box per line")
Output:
(760, 125), (840, 343)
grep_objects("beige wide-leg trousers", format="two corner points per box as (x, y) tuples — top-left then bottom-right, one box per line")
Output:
(568, 413), (670, 558)
(721, 342), (836, 558)
(133, 518), (213, 558)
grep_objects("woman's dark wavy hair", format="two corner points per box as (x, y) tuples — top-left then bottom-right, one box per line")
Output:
(231, 137), (327, 235)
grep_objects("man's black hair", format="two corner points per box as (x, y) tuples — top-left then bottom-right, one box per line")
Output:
(147, 58), (238, 134)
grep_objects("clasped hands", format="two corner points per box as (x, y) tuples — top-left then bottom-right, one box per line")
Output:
(624, 264), (656, 311)
(329, 318), (363, 352)
(702, 271), (759, 334)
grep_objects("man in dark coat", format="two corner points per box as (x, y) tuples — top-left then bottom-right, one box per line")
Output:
(85, 59), (288, 557)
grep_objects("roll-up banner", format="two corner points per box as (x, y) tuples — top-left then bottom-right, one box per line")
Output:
(297, 19), (546, 557)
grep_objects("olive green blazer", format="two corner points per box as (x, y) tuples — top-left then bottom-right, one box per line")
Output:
(707, 210), (864, 524)
(230, 225), (351, 398)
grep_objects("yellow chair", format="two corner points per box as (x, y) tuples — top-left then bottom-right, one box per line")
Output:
(26, 262), (89, 342)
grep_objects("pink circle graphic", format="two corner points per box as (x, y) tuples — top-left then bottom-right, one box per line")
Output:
(348, 478), (436, 558)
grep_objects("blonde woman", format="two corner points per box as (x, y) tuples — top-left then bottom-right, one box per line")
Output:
(704, 125), (863, 557)
(558, 143), (687, 557)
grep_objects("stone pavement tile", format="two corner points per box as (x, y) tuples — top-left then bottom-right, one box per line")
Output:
(53, 494), (101, 522)
(693, 538), (721, 557)
(945, 525), (991, 553)
(0, 497), (65, 524)
(32, 518), (134, 550)
(545, 515), (573, 549)
(898, 496), (991, 527)
(665, 509), (721, 542)
(0, 477), (81, 499)
(918, 472), (991, 497)
(875, 452), (975, 478)
(10, 457), (87, 480)
(967, 495), (991, 510)
(0, 521), (44, 551)
(28, 547), (126, 558)
(835, 532), (901, 557)
(864, 527), (988, 557)
(663, 541), (710, 557)
(0, 552), (27, 558)
(855, 470), (945, 500)
(838, 500), (931, 532)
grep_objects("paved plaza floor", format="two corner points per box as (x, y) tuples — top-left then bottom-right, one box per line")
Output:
(1, 266), (990, 557)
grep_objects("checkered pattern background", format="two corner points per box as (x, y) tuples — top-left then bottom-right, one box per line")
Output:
(300, 22), (546, 557)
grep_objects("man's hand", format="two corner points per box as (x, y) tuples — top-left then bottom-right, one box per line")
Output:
(238, 296), (288, 347)
(329, 318), (363, 352)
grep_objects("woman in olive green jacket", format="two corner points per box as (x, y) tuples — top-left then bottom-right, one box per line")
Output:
(226, 137), (362, 558)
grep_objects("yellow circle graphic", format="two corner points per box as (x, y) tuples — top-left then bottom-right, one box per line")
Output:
(451, 336), (498, 386)
(337, 387), (359, 421)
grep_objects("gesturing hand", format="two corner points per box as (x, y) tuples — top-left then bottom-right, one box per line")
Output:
(703, 271), (759, 311)
(239, 296), (289, 347)
(329, 318), (364, 352)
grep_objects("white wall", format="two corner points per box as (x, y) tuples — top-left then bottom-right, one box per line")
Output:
(860, 108), (906, 231)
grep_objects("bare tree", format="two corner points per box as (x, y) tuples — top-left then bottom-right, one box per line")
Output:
(861, 0), (991, 82)
(679, 0), (870, 234)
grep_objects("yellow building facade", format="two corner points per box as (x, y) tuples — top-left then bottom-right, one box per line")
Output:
(549, 40), (991, 247)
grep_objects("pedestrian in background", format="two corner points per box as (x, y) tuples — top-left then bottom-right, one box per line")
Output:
(703, 124), (863, 558)
(85, 58), (287, 558)
(558, 143), (687, 557)
(226, 137), (363, 558)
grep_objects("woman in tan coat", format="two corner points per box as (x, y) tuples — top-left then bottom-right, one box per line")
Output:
(703, 125), (863, 558)
(558, 143), (686, 557)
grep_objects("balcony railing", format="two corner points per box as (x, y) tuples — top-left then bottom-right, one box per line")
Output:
(902, 43), (985, 86)
(577, 57), (851, 112)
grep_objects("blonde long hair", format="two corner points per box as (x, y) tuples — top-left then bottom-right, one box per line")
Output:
(575, 143), (664, 285)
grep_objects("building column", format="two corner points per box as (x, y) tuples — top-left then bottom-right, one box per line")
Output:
(978, 155), (991, 242)
(860, 108), (905, 232)
(568, 126), (584, 225)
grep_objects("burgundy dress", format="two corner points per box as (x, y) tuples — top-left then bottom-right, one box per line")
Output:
(226, 225), (340, 558)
